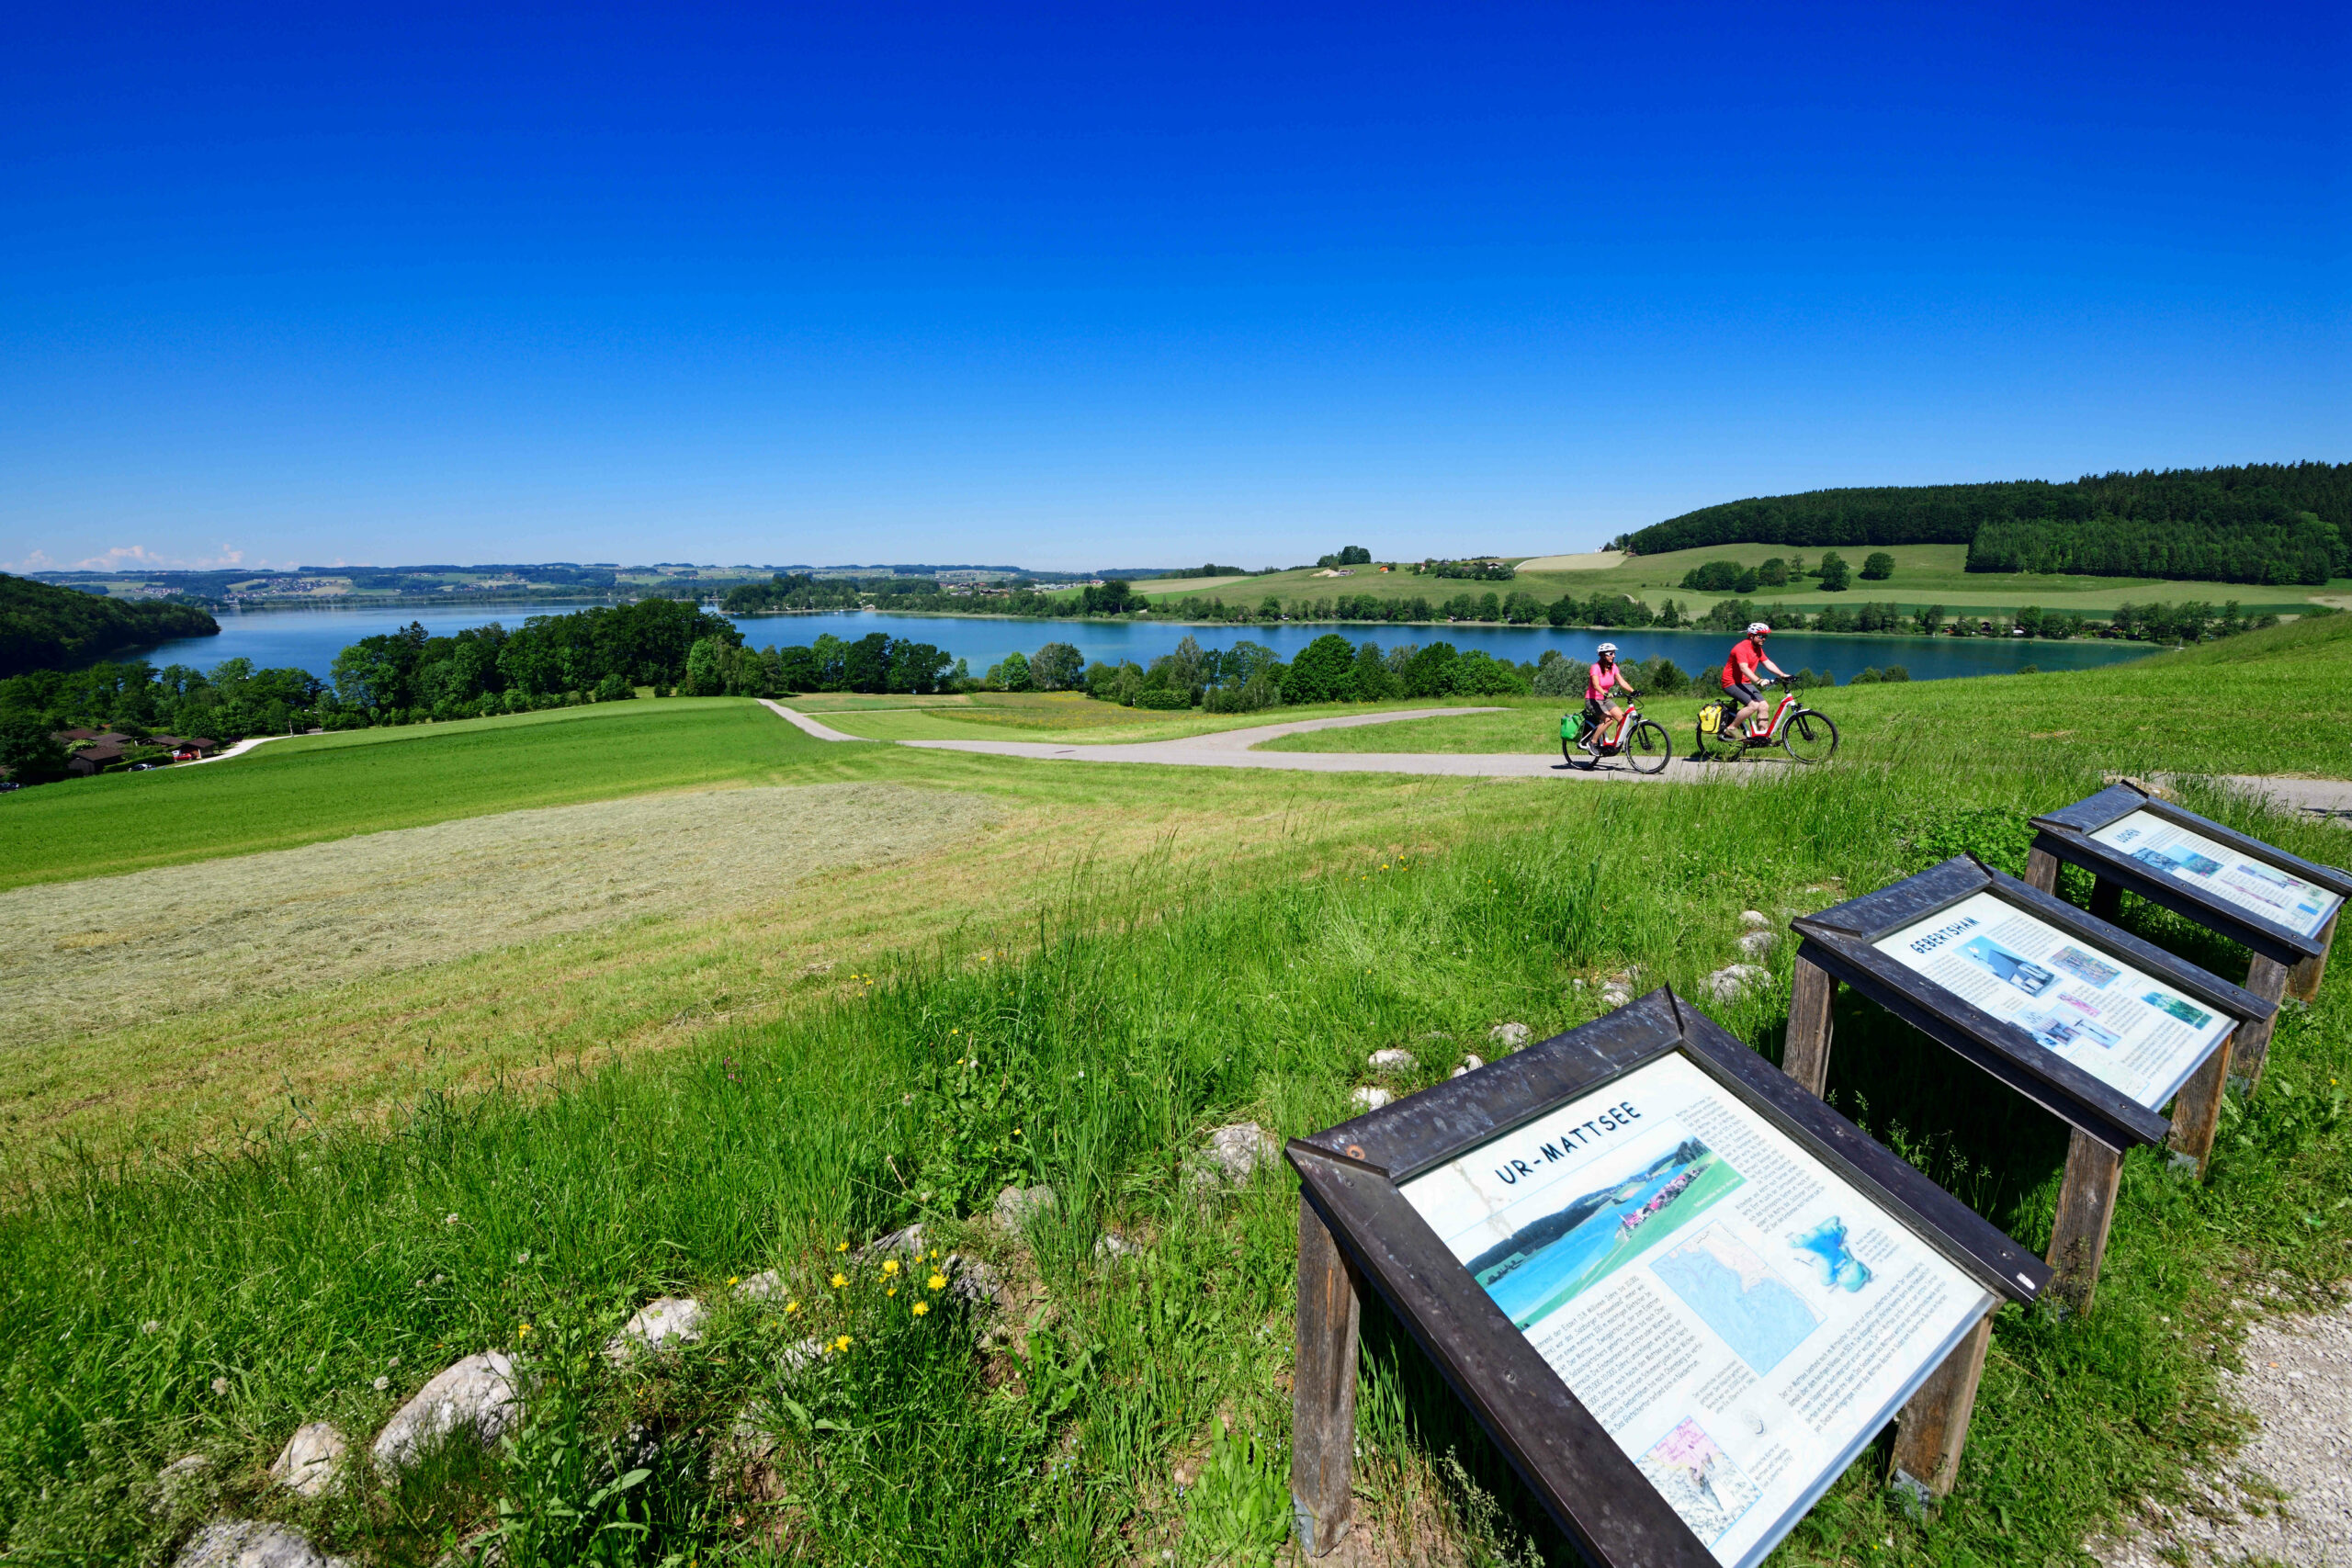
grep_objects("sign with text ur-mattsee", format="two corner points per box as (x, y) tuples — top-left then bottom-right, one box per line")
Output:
(1284, 990), (2046, 1568)
(1402, 1054), (1989, 1566)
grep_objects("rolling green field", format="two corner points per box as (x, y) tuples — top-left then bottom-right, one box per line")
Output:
(1131, 544), (2349, 622)
(1, 622), (2349, 1566)
(0, 699), (831, 891)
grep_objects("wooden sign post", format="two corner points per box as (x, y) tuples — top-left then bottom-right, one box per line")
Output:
(1783, 856), (2272, 1312)
(2024, 782), (2347, 1093)
(1289, 989), (2047, 1564)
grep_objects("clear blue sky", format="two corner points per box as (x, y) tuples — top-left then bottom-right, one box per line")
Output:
(4, 2), (2345, 574)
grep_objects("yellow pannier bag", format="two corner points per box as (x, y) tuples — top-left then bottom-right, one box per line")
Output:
(1699, 705), (1719, 734)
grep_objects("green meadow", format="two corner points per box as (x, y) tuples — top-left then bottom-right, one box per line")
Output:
(0, 621), (2347, 1566)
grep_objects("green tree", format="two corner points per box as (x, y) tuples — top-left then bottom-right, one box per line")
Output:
(1283, 634), (1357, 704)
(1815, 552), (1852, 592)
(0, 713), (70, 784)
(1350, 641), (1398, 701)
(991, 651), (1034, 691)
(1029, 642), (1084, 692)
(1860, 551), (1895, 581)
(1757, 558), (1791, 587)
(683, 637), (727, 695)
(1917, 604), (1946, 635)
(1400, 642), (1461, 697)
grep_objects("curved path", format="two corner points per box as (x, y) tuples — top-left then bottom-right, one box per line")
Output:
(767, 700), (1720, 780)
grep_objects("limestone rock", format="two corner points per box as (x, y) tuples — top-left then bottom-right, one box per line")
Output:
(774, 1337), (827, 1375)
(1366, 1048), (1416, 1075)
(860, 1224), (927, 1259)
(1452, 1054), (1487, 1078)
(1599, 983), (1634, 1010)
(946, 1255), (1004, 1307)
(371, 1350), (518, 1471)
(1487, 1022), (1531, 1047)
(1194, 1122), (1278, 1187)
(1094, 1230), (1142, 1262)
(733, 1269), (785, 1301)
(1705, 964), (1770, 1003)
(994, 1184), (1057, 1229)
(267, 1422), (347, 1497)
(1739, 910), (1770, 930)
(1737, 930), (1779, 958)
(173, 1519), (349, 1568)
(1351, 1086), (1393, 1111)
(604, 1296), (707, 1361)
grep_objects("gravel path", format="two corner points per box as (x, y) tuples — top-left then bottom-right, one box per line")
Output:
(2091, 1298), (2352, 1566)
(778, 703), (1740, 780)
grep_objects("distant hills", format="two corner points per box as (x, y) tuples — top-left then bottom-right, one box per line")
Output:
(0, 573), (219, 678)
(1615, 463), (2351, 586)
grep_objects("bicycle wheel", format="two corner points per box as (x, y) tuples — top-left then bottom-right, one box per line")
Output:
(1781, 708), (1840, 764)
(1626, 720), (1671, 774)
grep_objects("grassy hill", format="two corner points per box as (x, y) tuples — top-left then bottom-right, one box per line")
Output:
(2, 630), (2348, 1567)
(1120, 545), (2348, 626)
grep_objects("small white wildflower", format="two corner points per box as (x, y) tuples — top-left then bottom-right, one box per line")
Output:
(514, 1250), (530, 1265)
(140, 1319), (161, 1334)
(210, 1376), (230, 1397)
(431, 1274), (445, 1285)
(444, 1213), (459, 1225)
(388, 1355), (401, 1367)
(373, 1375), (390, 1393)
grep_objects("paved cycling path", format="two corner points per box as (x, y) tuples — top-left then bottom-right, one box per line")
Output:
(764, 701), (1735, 780)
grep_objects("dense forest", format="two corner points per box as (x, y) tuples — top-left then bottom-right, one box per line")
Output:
(0, 573), (219, 677)
(1615, 463), (2351, 585)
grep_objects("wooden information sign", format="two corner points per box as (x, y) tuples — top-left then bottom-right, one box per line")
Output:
(2024, 781), (2347, 1092)
(1287, 989), (2047, 1565)
(1782, 855), (2272, 1311)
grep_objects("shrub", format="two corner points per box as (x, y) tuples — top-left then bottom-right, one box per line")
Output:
(1815, 552), (1852, 592)
(592, 673), (636, 702)
(1135, 688), (1192, 710)
(1860, 551), (1895, 581)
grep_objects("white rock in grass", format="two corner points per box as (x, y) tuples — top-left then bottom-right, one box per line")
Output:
(604, 1296), (707, 1362)
(1452, 1055), (1487, 1078)
(371, 1350), (518, 1471)
(1487, 1022), (1531, 1047)
(1351, 1086), (1393, 1111)
(733, 1269), (786, 1301)
(994, 1184), (1057, 1229)
(1705, 964), (1770, 1003)
(1737, 930), (1779, 958)
(859, 1224), (927, 1260)
(173, 1519), (349, 1568)
(946, 1254), (1005, 1307)
(1366, 1048), (1416, 1076)
(1094, 1230), (1143, 1262)
(1195, 1123), (1279, 1187)
(267, 1422), (347, 1497)
(1599, 983), (1633, 1010)
(1739, 910), (1770, 930)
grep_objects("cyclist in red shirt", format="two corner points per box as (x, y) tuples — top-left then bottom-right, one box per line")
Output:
(1723, 623), (1790, 733)
(1576, 642), (1630, 752)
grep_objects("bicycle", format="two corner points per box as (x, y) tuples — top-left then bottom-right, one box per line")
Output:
(1693, 677), (1839, 764)
(1561, 694), (1671, 773)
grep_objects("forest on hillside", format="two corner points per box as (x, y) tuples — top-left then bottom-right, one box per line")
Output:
(0, 573), (219, 678)
(1615, 463), (2351, 585)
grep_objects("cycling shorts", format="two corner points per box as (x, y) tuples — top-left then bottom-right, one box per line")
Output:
(1724, 681), (1760, 705)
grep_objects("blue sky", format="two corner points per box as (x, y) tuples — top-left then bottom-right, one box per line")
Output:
(4, 2), (2345, 573)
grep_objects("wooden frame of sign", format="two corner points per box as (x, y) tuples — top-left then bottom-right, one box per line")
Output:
(1287, 988), (2047, 1565)
(2023, 781), (2348, 1094)
(1782, 855), (2272, 1313)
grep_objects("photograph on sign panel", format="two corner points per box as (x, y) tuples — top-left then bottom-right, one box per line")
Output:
(1398, 1054), (1992, 1568)
(1871, 890), (2233, 1110)
(2088, 810), (2341, 938)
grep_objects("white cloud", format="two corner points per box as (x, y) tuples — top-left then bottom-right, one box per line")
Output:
(0, 543), (294, 573)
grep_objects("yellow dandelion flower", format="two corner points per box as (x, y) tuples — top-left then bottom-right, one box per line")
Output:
(911, 1301), (931, 1316)
(517, 1323), (533, 1336)
(835, 1241), (849, 1253)
(831, 1271), (848, 1289)
(728, 1276), (740, 1286)
(887, 1285), (897, 1297)
(786, 1300), (800, 1314)
(882, 1258), (899, 1276)
(927, 1272), (947, 1291)
(834, 1335), (853, 1352)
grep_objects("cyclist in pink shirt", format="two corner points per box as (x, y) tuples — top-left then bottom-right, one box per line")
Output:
(1577, 643), (1630, 751)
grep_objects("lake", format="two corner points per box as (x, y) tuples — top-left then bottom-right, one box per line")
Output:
(139, 604), (2152, 686)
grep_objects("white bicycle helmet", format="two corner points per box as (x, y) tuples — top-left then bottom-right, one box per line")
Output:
(1596, 642), (1617, 655)
(1747, 622), (1772, 635)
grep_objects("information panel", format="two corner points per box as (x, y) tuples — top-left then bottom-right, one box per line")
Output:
(2087, 809), (2341, 940)
(1874, 890), (2233, 1110)
(1399, 1053), (1992, 1568)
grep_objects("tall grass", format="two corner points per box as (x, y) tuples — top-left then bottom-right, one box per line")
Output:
(2, 761), (2346, 1563)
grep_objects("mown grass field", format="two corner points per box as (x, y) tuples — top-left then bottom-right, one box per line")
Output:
(0, 699), (831, 891)
(1129, 544), (2349, 622)
(2, 627), (2348, 1567)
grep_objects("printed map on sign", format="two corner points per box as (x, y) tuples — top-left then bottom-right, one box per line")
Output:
(1399, 1054), (1992, 1568)
(2089, 810), (2340, 940)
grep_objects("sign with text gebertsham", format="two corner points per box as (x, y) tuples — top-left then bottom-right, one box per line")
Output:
(1399, 1053), (1992, 1568)
(1873, 891), (2233, 1111)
